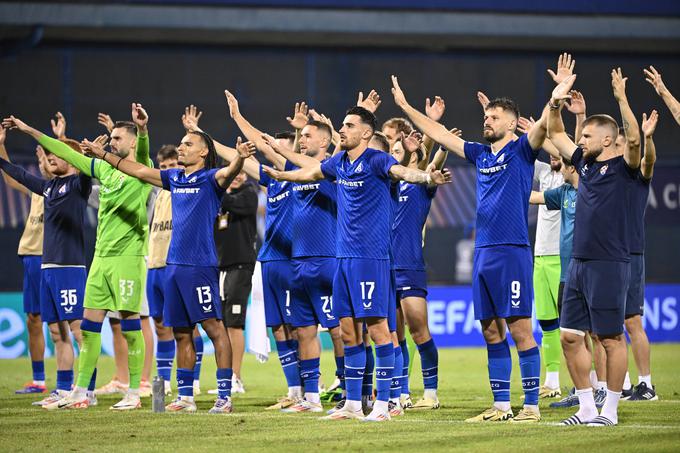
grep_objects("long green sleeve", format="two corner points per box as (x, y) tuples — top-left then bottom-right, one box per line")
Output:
(38, 134), (94, 177)
(136, 132), (151, 167)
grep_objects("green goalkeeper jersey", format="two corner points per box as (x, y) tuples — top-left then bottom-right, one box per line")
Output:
(37, 133), (153, 257)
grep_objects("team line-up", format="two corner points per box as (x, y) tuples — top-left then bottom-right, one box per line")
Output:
(2, 53), (678, 425)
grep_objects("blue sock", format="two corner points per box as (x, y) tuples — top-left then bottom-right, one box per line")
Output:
(518, 346), (541, 406)
(276, 340), (301, 388)
(300, 358), (321, 396)
(56, 370), (73, 392)
(287, 339), (302, 387)
(399, 339), (410, 395)
(156, 339), (175, 383)
(334, 355), (345, 391)
(417, 338), (439, 390)
(487, 339), (511, 403)
(390, 345), (403, 400)
(32, 361), (45, 383)
(177, 368), (193, 398)
(216, 368), (233, 399)
(374, 343), (394, 403)
(88, 369), (97, 392)
(344, 345), (366, 402)
(193, 336), (204, 382)
(362, 345), (374, 397)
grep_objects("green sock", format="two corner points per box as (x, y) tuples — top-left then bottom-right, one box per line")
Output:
(121, 323), (144, 390)
(76, 323), (102, 388)
(542, 328), (562, 373)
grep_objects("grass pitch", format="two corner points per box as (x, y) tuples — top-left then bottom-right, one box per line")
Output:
(1, 344), (679, 452)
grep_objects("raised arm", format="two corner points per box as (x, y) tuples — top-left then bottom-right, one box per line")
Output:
(644, 66), (680, 126)
(131, 103), (152, 166)
(612, 68), (641, 168)
(420, 96), (446, 170)
(287, 101), (309, 154)
(547, 75), (578, 160)
(527, 105), (549, 150)
(565, 90), (587, 142)
(640, 110), (658, 180)
(388, 163), (452, 186)
(517, 116), (560, 159)
(261, 133), (319, 169)
(262, 163), (324, 183)
(81, 139), (162, 187)
(391, 75), (465, 158)
(225, 90), (286, 170)
(0, 157), (46, 195)
(215, 138), (256, 188)
(429, 128), (461, 170)
(0, 127), (29, 194)
(2, 116), (95, 176)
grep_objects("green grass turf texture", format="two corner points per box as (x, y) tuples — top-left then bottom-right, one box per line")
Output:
(1, 344), (679, 452)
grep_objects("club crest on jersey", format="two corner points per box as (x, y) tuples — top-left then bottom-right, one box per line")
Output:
(497, 153), (505, 164)
(355, 162), (363, 173)
(188, 176), (197, 183)
(58, 184), (67, 194)
(581, 164), (589, 176)
(600, 164), (608, 175)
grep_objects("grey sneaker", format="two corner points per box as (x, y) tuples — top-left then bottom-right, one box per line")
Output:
(550, 387), (579, 408)
(594, 388), (607, 408)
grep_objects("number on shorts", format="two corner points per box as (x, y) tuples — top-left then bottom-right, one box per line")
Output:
(59, 289), (77, 306)
(196, 286), (212, 304)
(119, 279), (135, 299)
(321, 296), (333, 314)
(511, 281), (521, 300)
(285, 290), (291, 308)
(360, 281), (375, 301)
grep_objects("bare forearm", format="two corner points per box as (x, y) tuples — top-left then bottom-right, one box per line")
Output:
(618, 98), (641, 167)
(392, 165), (431, 185)
(217, 155), (245, 188)
(529, 191), (545, 205)
(575, 113), (586, 143)
(0, 144), (29, 194)
(277, 165), (323, 182)
(430, 148), (448, 170)
(547, 106), (576, 160)
(641, 135), (656, 179)
(419, 136), (436, 171)
(660, 89), (680, 125)
(233, 113), (269, 153)
(101, 152), (161, 187)
(401, 104), (464, 157)
(276, 146), (318, 169)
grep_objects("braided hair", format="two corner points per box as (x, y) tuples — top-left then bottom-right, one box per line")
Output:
(189, 130), (217, 169)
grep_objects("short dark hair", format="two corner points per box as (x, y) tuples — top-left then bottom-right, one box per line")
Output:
(274, 131), (296, 144)
(485, 97), (520, 119)
(156, 144), (178, 162)
(370, 132), (390, 152)
(188, 131), (217, 169)
(382, 117), (413, 135)
(346, 106), (377, 133)
(583, 114), (619, 139)
(305, 120), (332, 140)
(112, 121), (136, 136)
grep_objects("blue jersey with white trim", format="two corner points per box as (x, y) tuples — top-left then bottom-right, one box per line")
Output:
(258, 162), (295, 262)
(391, 182), (436, 270)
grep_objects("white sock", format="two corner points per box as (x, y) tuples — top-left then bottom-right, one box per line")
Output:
(600, 389), (621, 423)
(638, 374), (652, 387)
(389, 397), (399, 404)
(87, 390), (95, 398)
(306, 392), (320, 404)
(127, 388), (140, 398)
(575, 388), (598, 420)
(73, 386), (87, 398)
(597, 380), (607, 391)
(589, 370), (599, 389)
(288, 386), (302, 398)
(193, 379), (200, 388)
(34, 380), (46, 386)
(373, 400), (389, 413)
(180, 395), (194, 403)
(545, 371), (560, 389)
(423, 389), (438, 400)
(623, 372), (632, 390)
(345, 399), (362, 412)
(493, 401), (511, 412)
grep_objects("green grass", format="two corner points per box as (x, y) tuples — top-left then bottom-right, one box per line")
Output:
(1, 345), (679, 452)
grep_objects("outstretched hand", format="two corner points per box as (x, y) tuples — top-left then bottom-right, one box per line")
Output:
(235, 136), (257, 158)
(643, 66), (667, 97)
(425, 96), (445, 121)
(477, 91), (490, 110)
(50, 112), (67, 139)
(427, 166), (452, 185)
(551, 74), (577, 103)
(517, 116), (536, 134)
(261, 133), (278, 150)
(262, 165), (283, 181)
(611, 67), (628, 102)
(565, 90), (586, 115)
(80, 138), (108, 159)
(287, 102), (309, 129)
(2, 116), (31, 134)
(357, 89), (381, 113)
(131, 103), (149, 130)
(401, 130), (423, 154)
(182, 104), (203, 132)
(641, 110), (659, 138)
(547, 52), (575, 85)
(391, 75), (409, 109)
(449, 127), (463, 137)
(97, 113), (114, 133)
(224, 90), (240, 118)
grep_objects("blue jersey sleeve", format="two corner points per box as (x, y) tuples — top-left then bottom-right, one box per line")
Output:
(160, 169), (175, 191)
(571, 147), (584, 170)
(208, 168), (226, 195)
(370, 151), (399, 179)
(320, 153), (341, 181)
(517, 134), (539, 163)
(463, 141), (485, 165)
(258, 164), (271, 187)
(543, 186), (564, 211)
(284, 160), (297, 172)
(76, 172), (93, 198)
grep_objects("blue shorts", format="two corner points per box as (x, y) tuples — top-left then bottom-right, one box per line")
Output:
(625, 254), (645, 318)
(261, 260), (293, 328)
(40, 267), (86, 324)
(334, 258), (391, 321)
(395, 269), (428, 300)
(22, 255), (42, 314)
(146, 267), (166, 319)
(291, 257), (339, 329)
(163, 264), (221, 328)
(472, 245), (533, 321)
(561, 259), (630, 336)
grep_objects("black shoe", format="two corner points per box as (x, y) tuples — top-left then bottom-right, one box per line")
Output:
(628, 382), (658, 401)
(621, 387), (634, 400)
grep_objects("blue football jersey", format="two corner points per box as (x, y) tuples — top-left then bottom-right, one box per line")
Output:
(391, 182), (437, 270)
(464, 134), (537, 248)
(291, 161), (337, 258)
(571, 147), (637, 262)
(258, 162), (295, 262)
(161, 168), (225, 266)
(320, 148), (398, 259)
(628, 171), (650, 255)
